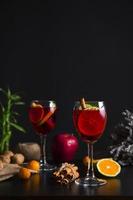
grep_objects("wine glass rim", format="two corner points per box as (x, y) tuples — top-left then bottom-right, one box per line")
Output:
(31, 100), (56, 107)
(31, 100), (56, 103)
(74, 101), (105, 109)
(74, 100), (105, 103)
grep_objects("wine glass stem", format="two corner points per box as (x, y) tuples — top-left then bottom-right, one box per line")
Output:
(40, 135), (47, 166)
(86, 143), (95, 178)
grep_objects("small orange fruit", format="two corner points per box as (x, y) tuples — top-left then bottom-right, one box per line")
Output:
(27, 160), (40, 171)
(83, 156), (99, 166)
(97, 159), (121, 177)
(19, 167), (31, 180)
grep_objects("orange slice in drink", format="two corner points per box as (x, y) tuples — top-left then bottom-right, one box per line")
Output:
(38, 107), (56, 126)
(77, 108), (106, 137)
(78, 111), (99, 136)
(29, 103), (44, 124)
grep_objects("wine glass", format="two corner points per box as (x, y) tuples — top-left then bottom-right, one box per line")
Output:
(73, 99), (107, 186)
(29, 100), (57, 171)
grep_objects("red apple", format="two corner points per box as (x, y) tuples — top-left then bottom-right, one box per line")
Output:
(52, 132), (79, 163)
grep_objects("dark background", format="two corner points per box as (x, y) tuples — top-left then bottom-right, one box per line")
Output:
(0, 1), (132, 160)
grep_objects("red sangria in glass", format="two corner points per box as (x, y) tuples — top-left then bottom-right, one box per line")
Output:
(73, 99), (107, 186)
(29, 100), (57, 171)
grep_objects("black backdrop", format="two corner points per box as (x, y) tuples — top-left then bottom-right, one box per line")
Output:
(0, 1), (132, 160)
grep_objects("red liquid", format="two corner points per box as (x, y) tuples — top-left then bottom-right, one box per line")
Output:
(29, 105), (56, 135)
(73, 109), (107, 142)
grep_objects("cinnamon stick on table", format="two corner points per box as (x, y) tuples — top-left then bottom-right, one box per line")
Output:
(53, 163), (79, 184)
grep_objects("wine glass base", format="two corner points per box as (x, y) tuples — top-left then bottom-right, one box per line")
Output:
(75, 177), (107, 187)
(40, 163), (57, 171)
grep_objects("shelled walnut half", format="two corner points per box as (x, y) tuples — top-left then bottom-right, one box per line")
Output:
(53, 163), (79, 184)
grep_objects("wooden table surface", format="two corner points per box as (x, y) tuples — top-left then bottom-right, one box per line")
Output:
(0, 161), (132, 200)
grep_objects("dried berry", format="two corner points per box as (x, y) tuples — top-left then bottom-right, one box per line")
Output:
(27, 160), (40, 171)
(19, 167), (31, 179)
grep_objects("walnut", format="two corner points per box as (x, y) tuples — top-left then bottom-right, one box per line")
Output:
(0, 155), (11, 164)
(4, 151), (14, 158)
(11, 153), (24, 165)
(0, 160), (4, 170)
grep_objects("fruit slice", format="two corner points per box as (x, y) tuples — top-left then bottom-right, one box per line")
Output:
(85, 104), (99, 110)
(79, 104), (99, 110)
(77, 106), (107, 139)
(78, 110), (102, 136)
(97, 159), (121, 177)
(29, 103), (44, 124)
(39, 107), (56, 125)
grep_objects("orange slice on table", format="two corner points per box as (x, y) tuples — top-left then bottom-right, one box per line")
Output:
(29, 103), (44, 124)
(97, 158), (121, 177)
